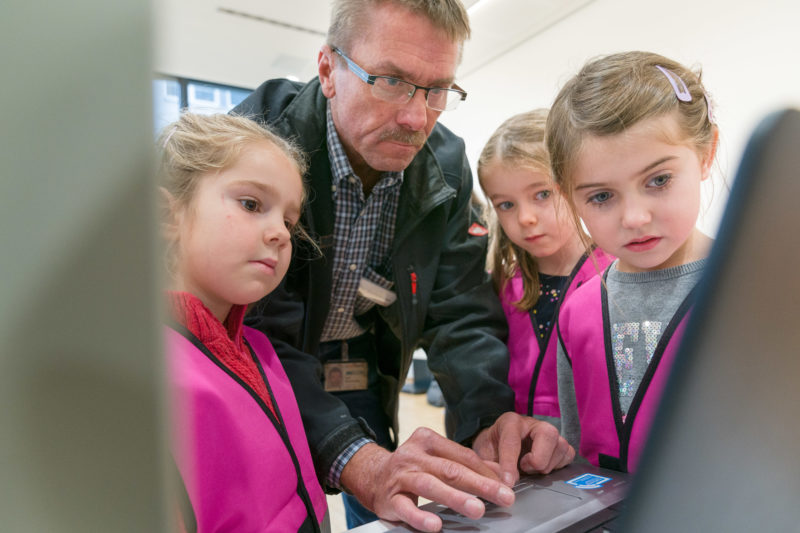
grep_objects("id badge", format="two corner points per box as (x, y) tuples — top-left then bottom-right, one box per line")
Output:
(323, 360), (368, 392)
(358, 277), (396, 306)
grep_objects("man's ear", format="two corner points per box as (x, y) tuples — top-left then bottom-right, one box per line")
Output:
(318, 45), (336, 99)
(701, 127), (720, 181)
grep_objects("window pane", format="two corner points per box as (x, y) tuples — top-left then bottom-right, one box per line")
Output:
(187, 81), (251, 115)
(229, 87), (251, 108)
(192, 85), (215, 102)
(152, 79), (181, 135)
(151, 78), (253, 134)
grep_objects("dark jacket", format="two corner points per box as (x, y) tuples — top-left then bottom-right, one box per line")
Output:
(234, 78), (514, 491)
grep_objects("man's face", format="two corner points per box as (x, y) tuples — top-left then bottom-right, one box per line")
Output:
(319, 3), (461, 181)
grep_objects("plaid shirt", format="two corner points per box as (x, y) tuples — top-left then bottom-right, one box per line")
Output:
(320, 104), (403, 342)
(326, 437), (371, 491)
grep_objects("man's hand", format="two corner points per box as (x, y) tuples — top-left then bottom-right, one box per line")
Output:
(472, 412), (575, 486)
(340, 428), (516, 532)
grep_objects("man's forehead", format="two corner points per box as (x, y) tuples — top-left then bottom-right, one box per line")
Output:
(348, 36), (461, 86)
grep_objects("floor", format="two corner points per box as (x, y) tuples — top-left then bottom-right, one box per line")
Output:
(326, 389), (446, 533)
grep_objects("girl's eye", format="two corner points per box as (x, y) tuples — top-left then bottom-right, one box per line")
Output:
(495, 201), (514, 211)
(239, 198), (260, 212)
(588, 191), (612, 205)
(649, 173), (671, 188)
(535, 190), (552, 201)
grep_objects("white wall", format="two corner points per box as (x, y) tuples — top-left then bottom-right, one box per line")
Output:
(442, 0), (800, 236)
(153, 0), (329, 87)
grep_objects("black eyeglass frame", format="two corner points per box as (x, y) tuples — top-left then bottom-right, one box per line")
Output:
(331, 46), (467, 111)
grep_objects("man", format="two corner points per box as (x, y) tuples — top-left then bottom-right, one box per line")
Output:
(234, 1), (574, 530)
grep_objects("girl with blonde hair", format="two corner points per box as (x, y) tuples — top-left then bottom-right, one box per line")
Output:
(478, 108), (612, 426)
(159, 112), (326, 532)
(548, 51), (719, 472)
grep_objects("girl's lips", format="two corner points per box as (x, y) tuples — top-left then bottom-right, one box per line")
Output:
(525, 234), (544, 242)
(252, 258), (277, 273)
(625, 236), (661, 252)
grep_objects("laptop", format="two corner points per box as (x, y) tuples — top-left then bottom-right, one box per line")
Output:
(349, 107), (800, 533)
(348, 462), (629, 532)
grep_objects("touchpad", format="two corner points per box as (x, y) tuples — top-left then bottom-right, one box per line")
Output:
(383, 482), (584, 532)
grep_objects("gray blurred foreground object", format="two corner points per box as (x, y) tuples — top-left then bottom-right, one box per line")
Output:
(0, 2), (166, 532)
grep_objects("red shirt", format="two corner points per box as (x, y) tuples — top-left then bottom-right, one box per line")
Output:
(167, 291), (276, 418)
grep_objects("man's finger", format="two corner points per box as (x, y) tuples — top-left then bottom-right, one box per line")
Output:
(389, 494), (443, 533)
(404, 451), (515, 508)
(408, 427), (502, 482)
(481, 459), (504, 479)
(403, 468), (515, 518)
(521, 423), (570, 473)
(495, 420), (524, 485)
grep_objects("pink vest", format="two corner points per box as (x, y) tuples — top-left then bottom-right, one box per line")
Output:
(558, 274), (693, 472)
(167, 326), (327, 532)
(502, 249), (613, 417)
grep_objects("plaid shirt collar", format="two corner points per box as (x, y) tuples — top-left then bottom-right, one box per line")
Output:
(325, 103), (403, 194)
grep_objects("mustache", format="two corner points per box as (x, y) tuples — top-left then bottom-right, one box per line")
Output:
(379, 128), (427, 147)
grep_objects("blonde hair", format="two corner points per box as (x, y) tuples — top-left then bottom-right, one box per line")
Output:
(327, 0), (470, 53)
(157, 112), (313, 274)
(157, 112), (307, 206)
(547, 51), (718, 203)
(478, 108), (582, 310)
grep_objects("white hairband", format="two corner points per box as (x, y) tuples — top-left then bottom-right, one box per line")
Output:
(655, 65), (716, 125)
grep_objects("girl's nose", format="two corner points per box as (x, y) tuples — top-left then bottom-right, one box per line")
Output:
(621, 200), (652, 229)
(264, 218), (291, 247)
(518, 204), (538, 226)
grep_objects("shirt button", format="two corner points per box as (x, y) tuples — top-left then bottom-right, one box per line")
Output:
(349, 264), (357, 271)
(337, 307), (345, 313)
(349, 177), (358, 185)
(331, 185), (337, 192)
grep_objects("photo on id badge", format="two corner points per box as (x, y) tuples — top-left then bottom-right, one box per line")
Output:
(323, 360), (367, 392)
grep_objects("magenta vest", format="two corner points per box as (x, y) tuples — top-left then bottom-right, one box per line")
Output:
(503, 248), (614, 417)
(167, 325), (327, 532)
(558, 274), (693, 472)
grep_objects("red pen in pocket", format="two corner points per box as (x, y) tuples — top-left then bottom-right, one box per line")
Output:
(408, 266), (418, 306)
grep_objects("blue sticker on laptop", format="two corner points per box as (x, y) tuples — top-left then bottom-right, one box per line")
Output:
(566, 473), (612, 490)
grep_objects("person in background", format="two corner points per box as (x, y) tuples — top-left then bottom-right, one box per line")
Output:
(477, 108), (613, 427)
(159, 113), (327, 532)
(548, 51), (719, 472)
(233, 1), (574, 530)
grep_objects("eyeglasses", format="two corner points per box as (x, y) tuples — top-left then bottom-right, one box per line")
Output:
(331, 47), (467, 112)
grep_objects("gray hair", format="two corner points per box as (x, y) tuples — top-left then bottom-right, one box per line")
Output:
(327, 0), (470, 53)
